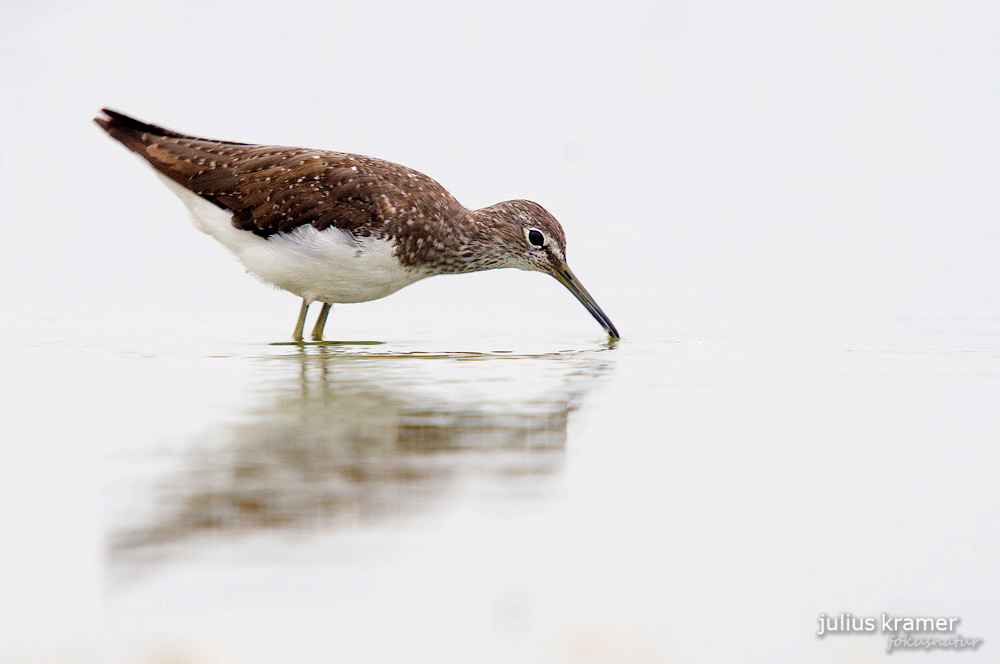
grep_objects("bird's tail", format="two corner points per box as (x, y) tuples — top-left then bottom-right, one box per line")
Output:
(94, 108), (249, 155)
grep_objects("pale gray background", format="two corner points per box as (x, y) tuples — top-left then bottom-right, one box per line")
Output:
(1, 1), (998, 663)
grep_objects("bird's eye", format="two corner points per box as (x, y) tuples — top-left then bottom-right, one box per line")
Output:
(527, 229), (545, 247)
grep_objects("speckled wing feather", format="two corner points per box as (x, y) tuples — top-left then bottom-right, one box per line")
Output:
(94, 108), (467, 241)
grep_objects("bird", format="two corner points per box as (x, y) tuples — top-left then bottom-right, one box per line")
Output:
(94, 109), (620, 342)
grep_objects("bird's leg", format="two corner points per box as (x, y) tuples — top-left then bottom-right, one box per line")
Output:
(292, 299), (310, 342)
(311, 303), (331, 341)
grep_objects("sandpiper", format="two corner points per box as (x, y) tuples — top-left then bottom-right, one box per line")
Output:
(95, 109), (620, 341)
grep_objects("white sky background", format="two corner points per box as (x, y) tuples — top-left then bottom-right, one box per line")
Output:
(1, 1), (998, 338)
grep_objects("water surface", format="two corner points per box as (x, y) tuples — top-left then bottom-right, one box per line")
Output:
(3, 318), (997, 663)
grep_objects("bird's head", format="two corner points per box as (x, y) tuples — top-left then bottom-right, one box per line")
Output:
(475, 199), (620, 341)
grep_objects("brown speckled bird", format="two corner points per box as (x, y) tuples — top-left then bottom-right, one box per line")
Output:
(95, 109), (619, 341)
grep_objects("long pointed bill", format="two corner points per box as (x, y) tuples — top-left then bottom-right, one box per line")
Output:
(551, 264), (620, 341)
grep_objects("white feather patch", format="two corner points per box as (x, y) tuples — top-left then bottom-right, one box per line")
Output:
(242, 226), (425, 303)
(156, 173), (426, 303)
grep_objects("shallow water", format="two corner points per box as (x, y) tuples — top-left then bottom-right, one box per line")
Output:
(3, 315), (998, 663)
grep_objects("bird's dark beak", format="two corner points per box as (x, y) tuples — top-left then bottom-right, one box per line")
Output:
(551, 264), (620, 341)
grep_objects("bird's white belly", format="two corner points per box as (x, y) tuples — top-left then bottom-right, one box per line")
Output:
(241, 226), (424, 303)
(159, 174), (426, 303)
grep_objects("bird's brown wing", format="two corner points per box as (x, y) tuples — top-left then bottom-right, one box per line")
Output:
(95, 108), (461, 239)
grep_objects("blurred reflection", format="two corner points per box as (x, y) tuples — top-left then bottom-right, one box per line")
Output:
(108, 345), (613, 570)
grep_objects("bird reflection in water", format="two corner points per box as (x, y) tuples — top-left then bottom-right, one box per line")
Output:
(108, 345), (613, 570)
